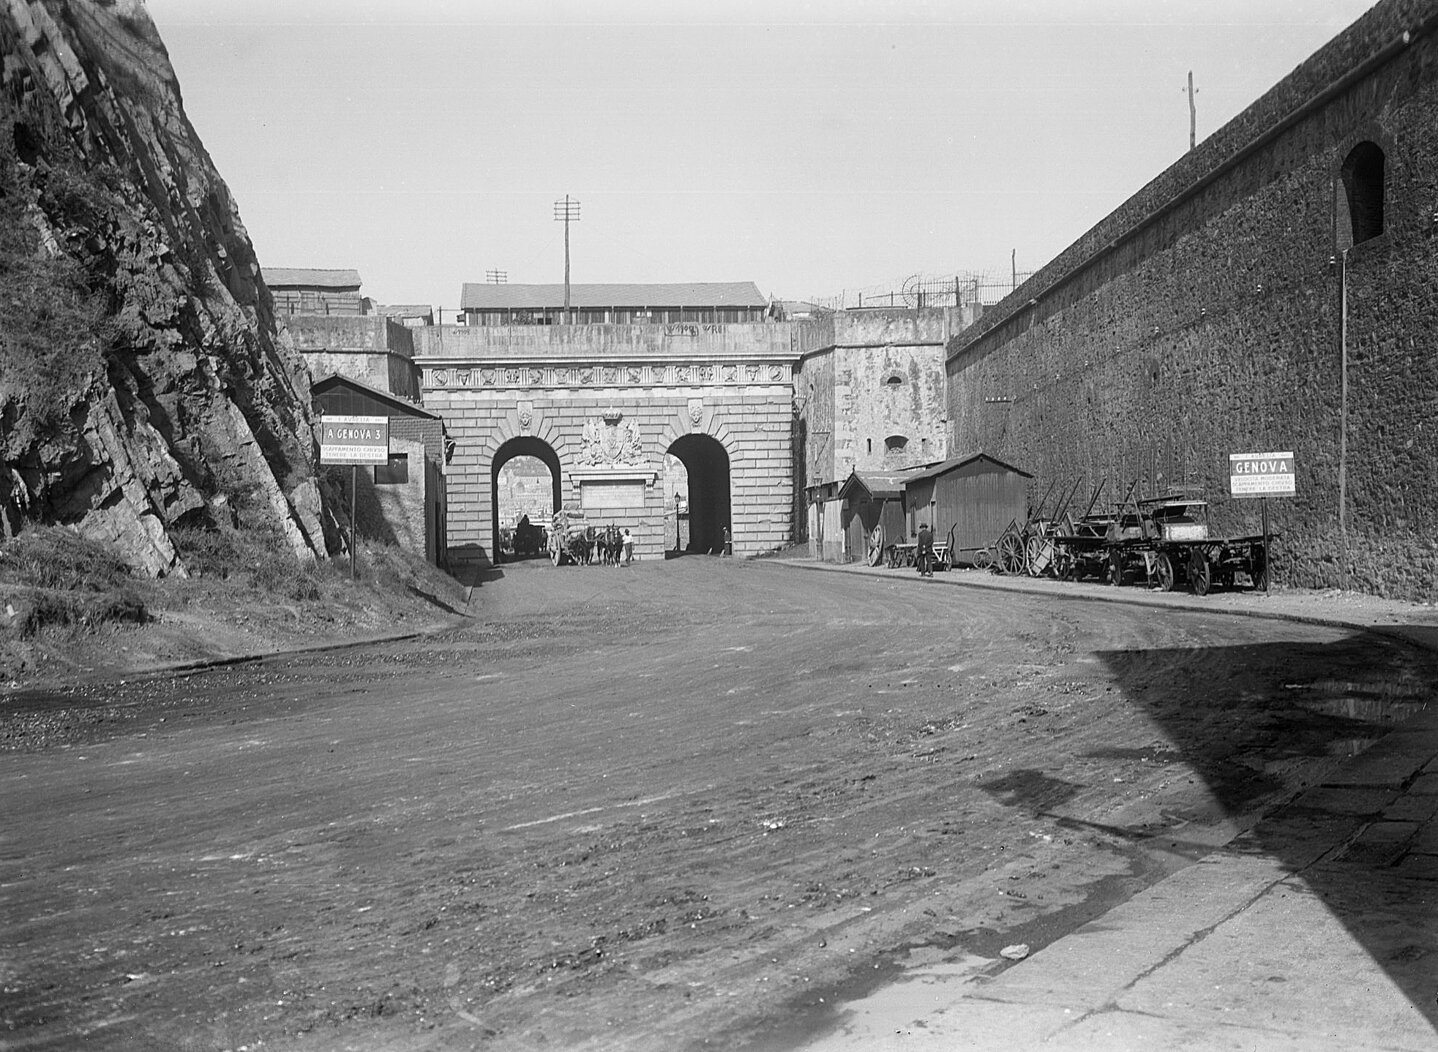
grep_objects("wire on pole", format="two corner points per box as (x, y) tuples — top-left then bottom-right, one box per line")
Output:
(553, 195), (581, 322)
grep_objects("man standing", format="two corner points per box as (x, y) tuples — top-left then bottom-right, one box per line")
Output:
(916, 522), (935, 577)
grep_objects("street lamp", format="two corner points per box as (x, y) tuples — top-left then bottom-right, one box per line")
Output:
(674, 490), (681, 551)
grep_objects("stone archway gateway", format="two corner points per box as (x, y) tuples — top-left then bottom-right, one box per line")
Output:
(668, 433), (730, 554)
(490, 436), (561, 557)
(414, 323), (798, 566)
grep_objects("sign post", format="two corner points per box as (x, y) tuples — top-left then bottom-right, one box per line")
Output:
(319, 415), (390, 580)
(1229, 451), (1295, 593)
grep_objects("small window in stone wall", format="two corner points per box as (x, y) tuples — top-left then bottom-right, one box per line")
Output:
(884, 435), (909, 452)
(884, 374), (904, 388)
(1340, 141), (1385, 246)
(375, 453), (409, 485)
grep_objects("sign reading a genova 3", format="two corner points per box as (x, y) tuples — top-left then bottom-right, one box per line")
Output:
(319, 415), (390, 466)
(1229, 451), (1295, 498)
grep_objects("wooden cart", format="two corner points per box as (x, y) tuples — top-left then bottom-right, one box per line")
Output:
(1105, 495), (1270, 594)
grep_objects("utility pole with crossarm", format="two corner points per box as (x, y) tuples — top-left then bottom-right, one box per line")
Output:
(553, 195), (580, 323)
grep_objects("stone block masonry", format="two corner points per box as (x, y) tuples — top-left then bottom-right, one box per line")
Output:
(947, 0), (1438, 600)
(415, 322), (799, 565)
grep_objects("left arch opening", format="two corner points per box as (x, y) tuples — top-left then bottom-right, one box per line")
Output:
(491, 436), (561, 562)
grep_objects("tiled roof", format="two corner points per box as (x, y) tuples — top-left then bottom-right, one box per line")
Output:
(264, 268), (363, 289)
(460, 281), (767, 311)
(376, 304), (433, 317)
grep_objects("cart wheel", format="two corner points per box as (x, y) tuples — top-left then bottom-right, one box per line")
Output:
(1189, 551), (1212, 596)
(1252, 544), (1269, 591)
(885, 544), (900, 569)
(998, 532), (1025, 575)
(974, 548), (993, 570)
(1155, 552), (1176, 593)
(1025, 535), (1047, 577)
(550, 543), (563, 567)
(940, 549), (953, 572)
(867, 525), (886, 567)
(1107, 549), (1123, 587)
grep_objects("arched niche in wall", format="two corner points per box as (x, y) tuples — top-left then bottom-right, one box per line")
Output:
(1337, 140), (1385, 250)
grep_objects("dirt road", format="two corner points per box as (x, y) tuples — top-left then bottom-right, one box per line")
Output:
(3, 559), (1432, 1051)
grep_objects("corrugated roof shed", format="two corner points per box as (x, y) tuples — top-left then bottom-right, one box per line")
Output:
(904, 452), (1032, 484)
(837, 469), (923, 502)
(264, 268), (363, 289)
(459, 281), (767, 311)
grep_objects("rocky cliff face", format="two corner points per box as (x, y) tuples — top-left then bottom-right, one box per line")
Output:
(0, 0), (325, 575)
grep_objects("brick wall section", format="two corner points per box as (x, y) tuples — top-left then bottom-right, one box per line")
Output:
(947, 0), (1438, 600)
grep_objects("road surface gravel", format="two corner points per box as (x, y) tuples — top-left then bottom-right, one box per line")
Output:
(2, 557), (1432, 1051)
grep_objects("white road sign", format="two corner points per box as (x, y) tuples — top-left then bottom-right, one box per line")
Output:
(1230, 451), (1295, 497)
(320, 415), (390, 465)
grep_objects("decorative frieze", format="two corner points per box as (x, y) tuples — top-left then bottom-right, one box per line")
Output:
(420, 361), (790, 391)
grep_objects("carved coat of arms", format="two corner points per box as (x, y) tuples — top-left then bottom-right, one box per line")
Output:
(579, 414), (644, 466)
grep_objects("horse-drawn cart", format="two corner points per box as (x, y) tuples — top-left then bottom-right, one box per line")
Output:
(548, 509), (592, 567)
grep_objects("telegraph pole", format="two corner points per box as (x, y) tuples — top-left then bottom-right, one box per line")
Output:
(553, 195), (580, 323)
(1187, 71), (1198, 150)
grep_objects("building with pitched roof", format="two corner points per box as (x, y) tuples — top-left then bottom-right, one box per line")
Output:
(264, 267), (365, 316)
(312, 373), (449, 567)
(458, 281), (768, 326)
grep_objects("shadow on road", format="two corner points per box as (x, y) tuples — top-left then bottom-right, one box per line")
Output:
(1086, 631), (1438, 1030)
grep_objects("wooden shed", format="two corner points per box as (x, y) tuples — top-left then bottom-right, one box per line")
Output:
(837, 469), (916, 564)
(901, 453), (1031, 565)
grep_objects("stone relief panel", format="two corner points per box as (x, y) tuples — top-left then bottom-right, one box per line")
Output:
(578, 413), (645, 467)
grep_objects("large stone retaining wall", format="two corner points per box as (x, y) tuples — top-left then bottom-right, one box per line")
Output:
(947, 0), (1438, 599)
(414, 323), (798, 564)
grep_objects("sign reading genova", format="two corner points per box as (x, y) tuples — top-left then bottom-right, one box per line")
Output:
(1229, 451), (1295, 498)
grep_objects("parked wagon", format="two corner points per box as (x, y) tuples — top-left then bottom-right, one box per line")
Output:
(1105, 494), (1270, 594)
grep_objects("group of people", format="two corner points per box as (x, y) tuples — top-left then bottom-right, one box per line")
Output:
(591, 524), (636, 566)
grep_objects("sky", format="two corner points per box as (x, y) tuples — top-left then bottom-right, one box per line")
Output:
(143, 0), (1380, 314)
